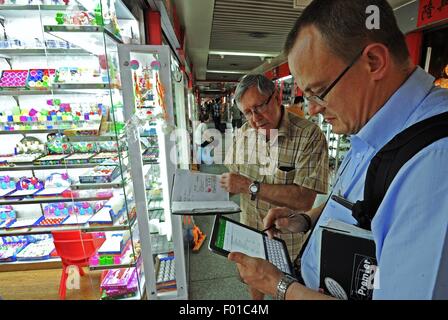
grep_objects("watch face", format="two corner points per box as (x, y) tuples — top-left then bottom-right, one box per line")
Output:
(250, 184), (258, 193)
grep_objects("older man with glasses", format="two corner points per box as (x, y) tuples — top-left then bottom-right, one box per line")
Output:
(228, 0), (448, 300)
(220, 74), (329, 300)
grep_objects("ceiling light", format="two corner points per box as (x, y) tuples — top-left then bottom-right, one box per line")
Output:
(209, 50), (279, 58)
(207, 70), (249, 74)
(277, 75), (293, 82)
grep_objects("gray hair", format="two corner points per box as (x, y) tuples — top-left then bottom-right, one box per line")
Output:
(234, 74), (275, 108)
(284, 0), (410, 65)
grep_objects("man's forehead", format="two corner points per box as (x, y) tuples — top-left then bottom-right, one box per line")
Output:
(238, 86), (264, 109)
(288, 26), (336, 91)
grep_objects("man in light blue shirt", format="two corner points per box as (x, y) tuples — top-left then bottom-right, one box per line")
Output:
(227, 0), (448, 300)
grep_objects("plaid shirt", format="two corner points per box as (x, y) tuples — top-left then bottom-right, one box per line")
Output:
(225, 109), (329, 260)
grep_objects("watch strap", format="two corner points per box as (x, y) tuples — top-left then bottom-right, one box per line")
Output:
(298, 213), (312, 233)
(249, 181), (260, 201)
(275, 274), (297, 300)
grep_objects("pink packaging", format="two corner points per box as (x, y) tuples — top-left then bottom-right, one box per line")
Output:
(101, 267), (136, 290)
(104, 269), (138, 297)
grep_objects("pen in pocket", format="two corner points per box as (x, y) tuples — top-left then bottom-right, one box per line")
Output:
(331, 195), (354, 210)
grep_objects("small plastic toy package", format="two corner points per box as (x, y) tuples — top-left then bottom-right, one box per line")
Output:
(0, 70), (29, 88)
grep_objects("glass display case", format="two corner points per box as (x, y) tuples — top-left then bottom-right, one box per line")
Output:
(118, 44), (187, 300)
(0, 0), (149, 300)
(421, 26), (448, 89)
(275, 75), (294, 107)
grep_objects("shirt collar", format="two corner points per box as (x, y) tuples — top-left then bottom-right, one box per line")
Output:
(354, 67), (435, 150)
(277, 106), (291, 138)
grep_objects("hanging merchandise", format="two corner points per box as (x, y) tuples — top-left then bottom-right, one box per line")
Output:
(155, 72), (168, 121)
(434, 64), (448, 88)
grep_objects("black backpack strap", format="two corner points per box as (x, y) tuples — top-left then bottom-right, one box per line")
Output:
(352, 111), (448, 230)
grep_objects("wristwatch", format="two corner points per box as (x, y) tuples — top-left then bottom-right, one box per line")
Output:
(275, 274), (297, 300)
(249, 181), (260, 201)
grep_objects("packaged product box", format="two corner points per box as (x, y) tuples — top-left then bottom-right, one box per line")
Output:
(79, 165), (121, 184)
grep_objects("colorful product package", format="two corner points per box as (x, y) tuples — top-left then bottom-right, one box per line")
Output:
(79, 165), (121, 184)
(101, 267), (138, 298)
(0, 70), (29, 88)
(26, 69), (56, 90)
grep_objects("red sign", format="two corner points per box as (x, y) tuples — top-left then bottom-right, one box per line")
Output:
(417, 0), (448, 27)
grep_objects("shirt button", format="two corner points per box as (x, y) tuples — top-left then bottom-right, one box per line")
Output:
(356, 153), (361, 159)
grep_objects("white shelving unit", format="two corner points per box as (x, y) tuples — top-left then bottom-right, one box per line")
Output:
(0, 0), (150, 300)
(118, 44), (187, 300)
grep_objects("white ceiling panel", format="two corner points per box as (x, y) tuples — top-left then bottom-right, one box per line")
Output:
(174, 0), (418, 90)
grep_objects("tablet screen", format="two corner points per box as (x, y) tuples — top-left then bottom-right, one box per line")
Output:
(213, 216), (266, 259)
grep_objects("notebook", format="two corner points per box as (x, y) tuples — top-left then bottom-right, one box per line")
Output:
(170, 169), (240, 215)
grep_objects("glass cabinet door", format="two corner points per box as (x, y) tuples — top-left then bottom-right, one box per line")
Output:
(118, 44), (188, 300)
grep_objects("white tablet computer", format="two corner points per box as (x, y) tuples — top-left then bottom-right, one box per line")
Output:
(209, 214), (295, 276)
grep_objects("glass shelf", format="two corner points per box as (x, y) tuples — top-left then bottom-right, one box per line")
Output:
(0, 129), (122, 140)
(0, 88), (105, 96)
(0, 5), (85, 12)
(66, 133), (122, 142)
(44, 25), (122, 55)
(143, 160), (159, 165)
(52, 83), (119, 90)
(0, 257), (62, 272)
(0, 48), (91, 58)
(0, 129), (61, 135)
(0, 215), (136, 237)
(0, 162), (109, 172)
(89, 254), (142, 271)
(0, 194), (112, 206)
(71, 176), (127, 190)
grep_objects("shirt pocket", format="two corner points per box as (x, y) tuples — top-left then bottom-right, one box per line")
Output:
(273, 167), (296, 185)
(322, 198), (358, 226)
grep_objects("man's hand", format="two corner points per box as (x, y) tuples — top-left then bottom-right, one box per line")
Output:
(228, 252), (283, 297)
(220, 173), (251, 195)
(263, 207), (310, 239)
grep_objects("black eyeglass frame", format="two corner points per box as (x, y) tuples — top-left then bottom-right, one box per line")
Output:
(303, 47), (366, 107)
(242, 91), (275, 119)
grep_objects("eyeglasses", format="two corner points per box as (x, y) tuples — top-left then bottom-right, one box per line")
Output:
(242, 91), (275, 119)
(303, 47), (366, 108)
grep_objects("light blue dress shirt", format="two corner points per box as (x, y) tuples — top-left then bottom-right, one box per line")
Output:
(301, 67), (448, 299)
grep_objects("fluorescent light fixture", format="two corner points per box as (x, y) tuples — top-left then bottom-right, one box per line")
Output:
(277, 75), (293, 82)
(207, 70), (249, 74)
(209, 50), (279, 58)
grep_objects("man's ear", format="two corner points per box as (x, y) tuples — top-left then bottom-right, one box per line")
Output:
(365, 43), (389, 80)
(274, 91), (281, 105)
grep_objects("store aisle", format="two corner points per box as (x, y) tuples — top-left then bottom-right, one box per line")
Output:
(187, 164), (329, 300)
(188, 164), (251, 300)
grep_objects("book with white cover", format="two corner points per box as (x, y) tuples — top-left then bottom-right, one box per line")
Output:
(170, 169), (240, 215)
